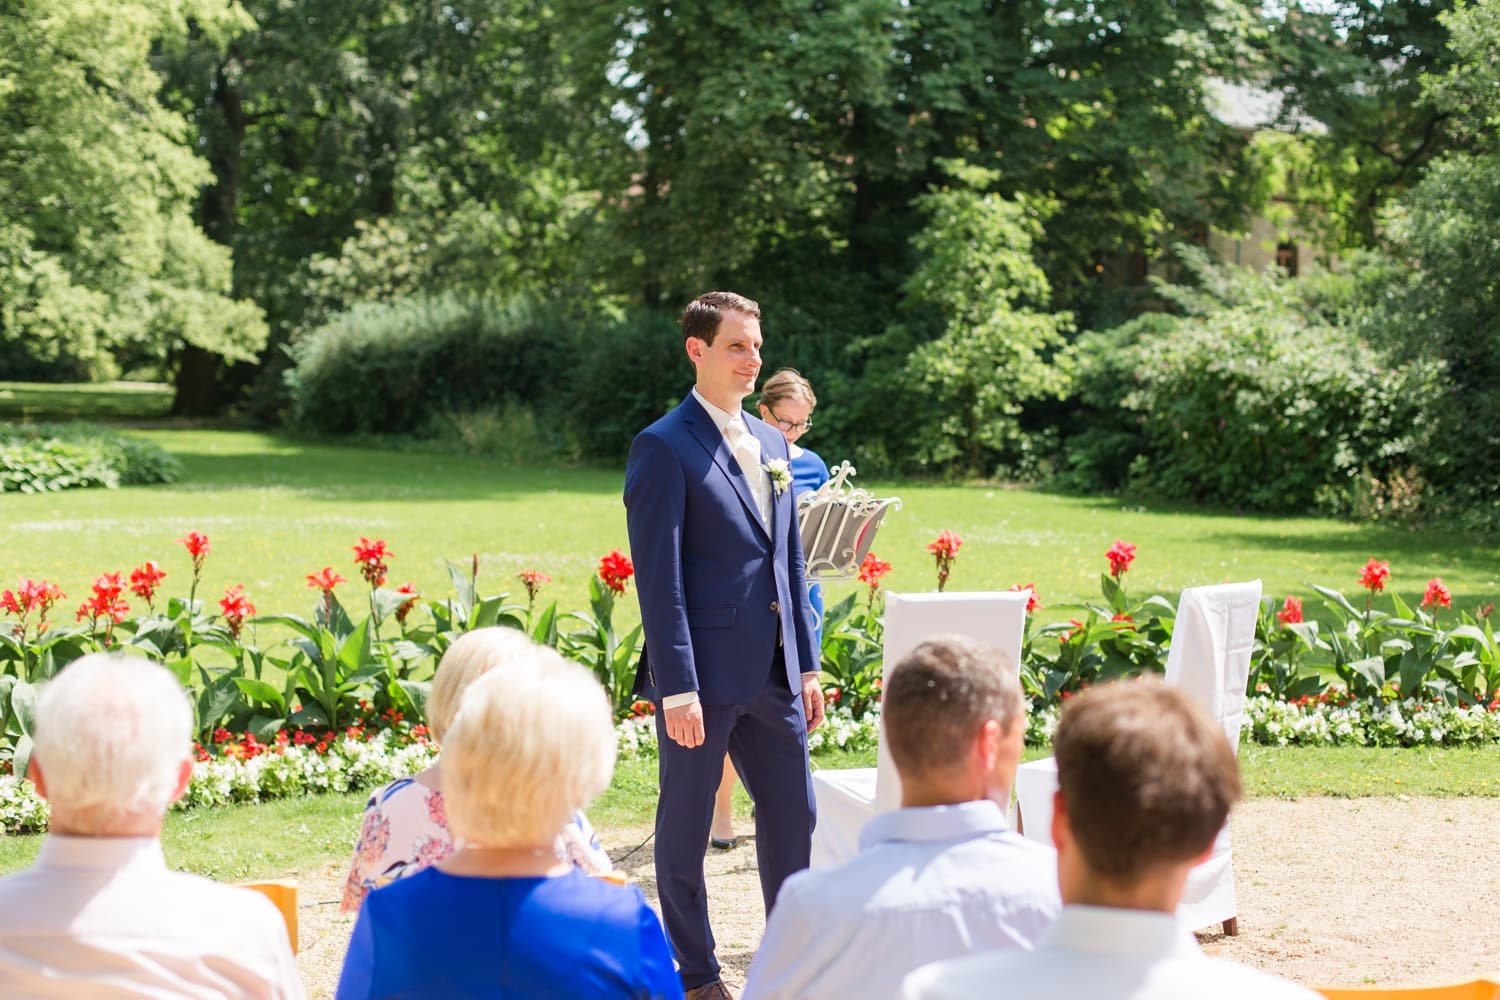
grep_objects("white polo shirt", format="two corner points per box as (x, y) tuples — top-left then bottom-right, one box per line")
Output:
(900, 904), (1322, 999)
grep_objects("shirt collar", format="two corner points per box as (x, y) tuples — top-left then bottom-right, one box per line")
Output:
(35, 835), (168, 873)
(858, 799), (1010, 851)
(691, 387), (747, 435)
(1045, 905), (1200, 959)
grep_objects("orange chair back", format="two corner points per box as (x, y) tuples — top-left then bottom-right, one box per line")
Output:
(1316, 980), (1500, 1000)
(235, 879), (299, 954)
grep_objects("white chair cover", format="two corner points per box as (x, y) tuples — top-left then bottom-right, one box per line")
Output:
(810, 590), (1030, 868)
(1013, 580), (1262, 931)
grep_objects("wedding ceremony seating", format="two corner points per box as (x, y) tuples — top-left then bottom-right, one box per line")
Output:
(237, 879), (299, 954)
(810, 589), (1031, 867)
(1315, 982), (1500, 1000)
(1013, 579), (1262, 934)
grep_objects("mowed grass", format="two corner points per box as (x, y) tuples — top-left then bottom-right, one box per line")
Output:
(1, 745), (1495, 880)
(6, 429), (1500, 631)
(0, 381), (173, 422)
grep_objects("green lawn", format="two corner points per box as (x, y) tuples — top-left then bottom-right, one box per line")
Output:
(1, 745), (1494, 878)
(0, 381), (173, 422)
(5, 429), (1500, 630)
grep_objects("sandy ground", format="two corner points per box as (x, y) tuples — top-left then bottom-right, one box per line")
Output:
(294, 797), (1500, 997)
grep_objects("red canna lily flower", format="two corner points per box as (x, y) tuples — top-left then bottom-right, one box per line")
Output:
(518, 569), (551, 603)
(306, 567), (347, 592)
(219, 585), (256, 639)
(1277, 595), (1303, 625)
(1358, 558), (1390, 594)
(1008, 582), (1042, 614)
(927, 531), (963, 592)
(178, 531), (210, 569)
(394, 582), (419, 624)
(1105, 539), (1137, 579)
(129, 561), (166, 607)
(1421, 578), (1451, 610)
(858, 553), (893, 592)
(353, 537), (391, 587)
(598, 550), (634, 596)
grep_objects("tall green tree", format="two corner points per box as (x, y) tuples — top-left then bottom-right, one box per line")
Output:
(1259, 1), (1457, 249)
(0, 0), (266, 382)
(157, 0), (612, 412)
(583, 0), (1265, 332)
(1361, 0), (1500, 511)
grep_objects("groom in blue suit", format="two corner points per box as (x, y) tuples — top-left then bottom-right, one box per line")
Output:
(625, 291), (824, 1000)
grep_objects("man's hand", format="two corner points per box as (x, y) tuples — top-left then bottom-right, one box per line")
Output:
(801, 676), (825, 732)
(664, 701), (706, 748)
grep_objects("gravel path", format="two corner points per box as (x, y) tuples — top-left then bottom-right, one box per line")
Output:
(294, 797), (1500, 997)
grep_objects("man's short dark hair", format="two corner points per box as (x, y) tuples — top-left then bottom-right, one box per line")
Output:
(882, 635), (1022, 780)
(682, 291), (760, 346)
(1053, 680), (1241, 883)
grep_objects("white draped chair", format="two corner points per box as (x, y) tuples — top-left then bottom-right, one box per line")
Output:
(1013, 579), (1262, 935)
(810, 590), (1031, 868)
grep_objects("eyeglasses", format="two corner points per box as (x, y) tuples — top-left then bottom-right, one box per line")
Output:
(769, 411), (813, 433)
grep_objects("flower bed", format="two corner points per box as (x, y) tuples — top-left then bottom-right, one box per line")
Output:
(9, 528), (1500, 833)
(0, 724), (439, 834)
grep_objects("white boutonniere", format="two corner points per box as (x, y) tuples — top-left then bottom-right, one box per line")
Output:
(762, 458), (793, 496)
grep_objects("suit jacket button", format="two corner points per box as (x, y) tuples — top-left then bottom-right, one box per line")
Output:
(769, 601), (780, 613)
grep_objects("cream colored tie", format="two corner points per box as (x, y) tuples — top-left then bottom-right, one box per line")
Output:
(725, 420), (772, 528)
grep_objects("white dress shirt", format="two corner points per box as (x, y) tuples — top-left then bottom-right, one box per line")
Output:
(0, 835), (304, 999)
(743, 800), (1060, 1000)
(899, 904), (1322, 1000)
(661, 388), (813, 711)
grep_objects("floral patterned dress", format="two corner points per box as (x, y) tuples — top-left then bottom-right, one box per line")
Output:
(340, 777), (613, 912)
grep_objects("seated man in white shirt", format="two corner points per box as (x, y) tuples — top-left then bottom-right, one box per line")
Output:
(901, 680), (1321, 1000)
(0, 653), (304, 999)
(743, 634), (1059, 1000)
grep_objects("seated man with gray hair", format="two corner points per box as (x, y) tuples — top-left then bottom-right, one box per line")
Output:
(743, 634), (1059, 1000)
(901, 680), (1320, 999)
(0, 653), (303, 998)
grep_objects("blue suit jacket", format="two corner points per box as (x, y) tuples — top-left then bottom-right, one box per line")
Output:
(624, 394), (820, 706)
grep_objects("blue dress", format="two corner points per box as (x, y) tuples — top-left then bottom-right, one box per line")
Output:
(335, 866), (683, 999)
(791, 445), (831, 640)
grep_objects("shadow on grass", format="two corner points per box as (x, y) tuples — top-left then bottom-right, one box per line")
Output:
(160, 433), (626, 502)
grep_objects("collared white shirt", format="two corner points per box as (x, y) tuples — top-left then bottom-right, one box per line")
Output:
(899, 904), (1323, 999)
(0, 835), (305, 999)
(691, 386), (772, 526)
(743, 800), (1060, 1000)
(661, 389), (813, 712)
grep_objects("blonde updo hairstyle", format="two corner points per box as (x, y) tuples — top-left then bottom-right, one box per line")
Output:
(427, 627), (536, 744)
(441, 647), (617, 849)
(758, 368), (817, 412)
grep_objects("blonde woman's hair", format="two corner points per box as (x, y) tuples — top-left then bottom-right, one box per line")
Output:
(441, 647), (616, 849)
(758, 368), (817, 411)
(427, 627), (535, 743)
(34, 653), (193, 833)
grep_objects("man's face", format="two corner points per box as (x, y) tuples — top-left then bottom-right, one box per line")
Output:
(687, 309), (762, 404)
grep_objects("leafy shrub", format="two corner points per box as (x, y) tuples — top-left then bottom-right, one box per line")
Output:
(288, 295), (577, 436)
(568, 309), (692, 460)
(1062, 250), (1440, 513)
(0, 423), (180, 493)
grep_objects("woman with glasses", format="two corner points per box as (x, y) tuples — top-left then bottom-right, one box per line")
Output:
(710, 368), (831, 850)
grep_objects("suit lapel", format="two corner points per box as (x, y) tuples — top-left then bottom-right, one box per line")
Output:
(681, 397), (772, 545)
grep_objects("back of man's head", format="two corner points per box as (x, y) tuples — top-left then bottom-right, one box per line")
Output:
(883, 634), (1022, 784)
(34, 654), (193, 835)
(1053, 679), (1240, 884)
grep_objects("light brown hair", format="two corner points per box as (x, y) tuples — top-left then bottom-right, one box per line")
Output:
(682, 291), (760, 346)
(1053, 679), (1241, 881)
(882, 635), (1022, 780)
(759, 369), (817, 412)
